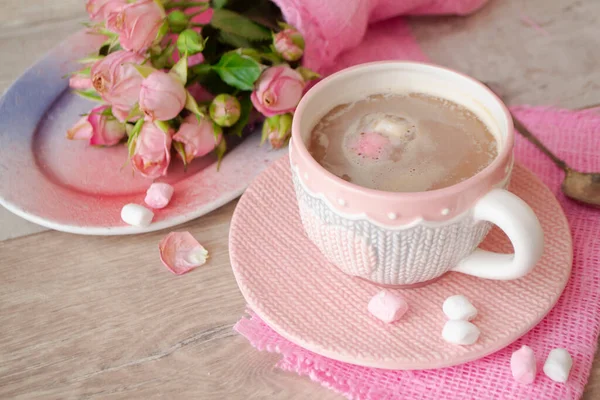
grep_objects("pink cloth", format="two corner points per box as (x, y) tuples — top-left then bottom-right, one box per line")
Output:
(236, 106), (600, 399)
(271, 0), (487, 73)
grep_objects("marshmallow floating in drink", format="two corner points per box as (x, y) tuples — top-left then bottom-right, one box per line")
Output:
(145, 182), (174, 209)
(443, 295), (478, 321)
(121, 204), (154, 227)
(543, 348), (573, 383)
(368, 290), (408, 323)
(441, 320), (480, 345)
(371, 113), (417, 142)
(511, 345), (537, 384)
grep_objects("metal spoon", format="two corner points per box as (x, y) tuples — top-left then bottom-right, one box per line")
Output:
(511, 109), (600, 207)
(483, 81), (600, 207)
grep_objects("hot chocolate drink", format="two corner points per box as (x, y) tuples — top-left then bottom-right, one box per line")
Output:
(308, 93), (498, 192)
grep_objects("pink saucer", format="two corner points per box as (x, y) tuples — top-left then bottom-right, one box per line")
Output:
(230, 157), (572, 370)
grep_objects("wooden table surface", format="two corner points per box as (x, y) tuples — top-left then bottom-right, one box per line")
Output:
(1, 0), (599, 398)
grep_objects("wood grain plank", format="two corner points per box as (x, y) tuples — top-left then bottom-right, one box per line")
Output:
(1, 0), (599, 398)
(0, 202), (340, 399)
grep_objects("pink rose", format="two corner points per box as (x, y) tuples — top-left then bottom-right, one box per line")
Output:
(69, 74), (92, 91)
(159, 231), (208, 275)
(251, 66), (305, 117)
(139, 71), (186, 122)
(91, 51), (145, 121)
(173, 115), (222, 164)
(273, 28), (305, 62)
(106, 0), (166, 53)
(67, 105), (127, 146)
(86, 0), (126, 22)
(131, 122), (172, 178)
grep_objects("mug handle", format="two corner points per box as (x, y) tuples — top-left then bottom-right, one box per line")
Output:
(451, 188), (544, 280)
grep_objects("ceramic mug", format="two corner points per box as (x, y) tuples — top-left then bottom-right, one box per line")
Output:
(289, 61), (544, 287)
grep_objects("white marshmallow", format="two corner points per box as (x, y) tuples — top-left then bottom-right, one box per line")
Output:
(121, 204), (154, 227)
(443, 295), (478, 321)
(442, 320), (480, 345)
(372, 115), (415, 139)
(367, 290), (409, 323)
(543, 348), (573, 383)
(511, 345), (537, 384)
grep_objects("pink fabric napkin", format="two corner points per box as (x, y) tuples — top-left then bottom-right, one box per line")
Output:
(236, 106), (600, 399)
(271, 0), (488, 73)
(235, 1), (600, 398)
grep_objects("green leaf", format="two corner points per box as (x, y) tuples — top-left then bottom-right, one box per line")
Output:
(184, 91), (205, 116)
(228, 95), (252, 137)
(214, 137), (227, 170)
(259, 51), (283, 64)
(210, 9), (270, 41)
(98, 106), (114, 117)
(156, 20), (170, 42)
(211, 0), (227, 8)
(173, 141), (188, 169)
(77, 55), (104, 64)
(127, 119), (145, 158)
(296, 66), (321, 81)
(74, 90), (103, 102)
(133, 64), (155, 78)
(213, 52), (261, 91)
(154, 120), (171, 133)
(126, 104), (143, 121)
(151, 43), (175, 69)
(177, 29), (205, 56)
(169, 55), (188, 84)
(217, 31), (253, 49)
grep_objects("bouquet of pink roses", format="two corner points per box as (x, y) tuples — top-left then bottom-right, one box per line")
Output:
(67, 0), (318, 179)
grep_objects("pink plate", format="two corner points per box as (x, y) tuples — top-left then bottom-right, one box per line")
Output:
(229, 157), (572, 370)
(0, 30), (285, 235)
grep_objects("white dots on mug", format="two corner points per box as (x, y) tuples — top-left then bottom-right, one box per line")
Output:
(441, 208), (450, 216)
(337, 198), (347, 206)
(388, 212), (398, 220)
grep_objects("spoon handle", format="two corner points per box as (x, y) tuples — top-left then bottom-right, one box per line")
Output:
(511, 115), (569, 171)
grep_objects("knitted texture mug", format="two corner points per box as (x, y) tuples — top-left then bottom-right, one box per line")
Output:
(289, 62), (544, 286)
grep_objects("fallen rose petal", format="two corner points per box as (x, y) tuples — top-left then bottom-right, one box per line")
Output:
(159, 231), (208, 275)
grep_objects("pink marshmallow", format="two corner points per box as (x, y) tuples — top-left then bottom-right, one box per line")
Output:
(348, 132), (391, 160)
(145, 183), (174, 209)
(511, 345), (537, 384)
(368, 290), (408, 323)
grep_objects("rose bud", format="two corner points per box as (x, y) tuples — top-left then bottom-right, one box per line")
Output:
(131, 122), (172, 178)
(261, 113), (293, 149)
(91, 50), (145, 121)
(173, 115), (222, 164)
(251, 66), (305, 117)
(106, 0), (166, 53)
(67, 105), (126, 146)
(273, 28), (305, 62)
(209, 94), (241, 127)
(139, 71), (187, 122)
(86, 0), (126, 22)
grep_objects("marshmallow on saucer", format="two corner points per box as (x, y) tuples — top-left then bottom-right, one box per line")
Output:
(368, 290), (408, 323)
(543, 348), (573, 383)
(442, 320), (480, 345)
(121, 204), (154, 227)
(511, 345), (537, 384)
(443, 295), (478, 321)
(145, 183), (174, 209)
